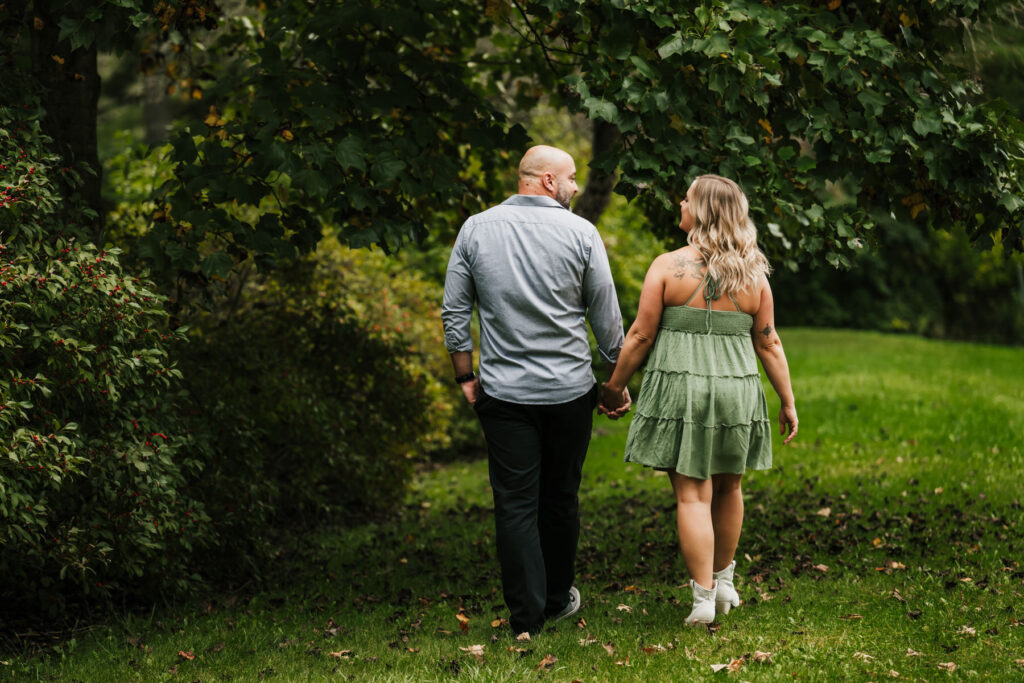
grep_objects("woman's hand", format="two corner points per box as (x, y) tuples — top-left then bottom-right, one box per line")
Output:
(599, 383), (631, 419)
(779, 404), (798, 445)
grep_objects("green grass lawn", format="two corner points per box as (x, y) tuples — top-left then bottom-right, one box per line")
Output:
(3, 329), (1023, 681)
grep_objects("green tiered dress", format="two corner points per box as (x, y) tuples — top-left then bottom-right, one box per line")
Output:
(623, 272), (772, 479)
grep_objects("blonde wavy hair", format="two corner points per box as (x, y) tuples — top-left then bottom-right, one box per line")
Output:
(685, 174), (771, 295)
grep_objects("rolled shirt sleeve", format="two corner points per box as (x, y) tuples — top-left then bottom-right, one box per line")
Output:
(583, 230), (624, 365)
(442, 226), (476, 353)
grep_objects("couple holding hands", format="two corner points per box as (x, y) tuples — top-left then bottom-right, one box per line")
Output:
(441, 145), (798, 636)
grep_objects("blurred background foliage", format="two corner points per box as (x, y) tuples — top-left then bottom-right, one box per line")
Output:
(1, 0), (1023, 616)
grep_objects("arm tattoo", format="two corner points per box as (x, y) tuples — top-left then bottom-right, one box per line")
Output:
(671, 253), (705, 281)
(760, 324), (773, 338)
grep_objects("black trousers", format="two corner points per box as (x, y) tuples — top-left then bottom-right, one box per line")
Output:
(474, 384), (597, 634)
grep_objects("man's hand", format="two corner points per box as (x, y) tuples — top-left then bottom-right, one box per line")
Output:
(461, 378), (482, 405)
(598, 384), (631, 420)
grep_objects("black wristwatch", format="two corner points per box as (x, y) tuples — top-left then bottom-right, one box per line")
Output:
(454, 371), (476, 384)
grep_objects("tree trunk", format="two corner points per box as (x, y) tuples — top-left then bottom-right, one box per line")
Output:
(30, 4), (103, 240)
(574, 120), (621, 225)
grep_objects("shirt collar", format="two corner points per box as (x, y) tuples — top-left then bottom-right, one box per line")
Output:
(501, 194), (568, 210)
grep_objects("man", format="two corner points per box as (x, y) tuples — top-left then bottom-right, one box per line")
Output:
(442, 145), (629, 636)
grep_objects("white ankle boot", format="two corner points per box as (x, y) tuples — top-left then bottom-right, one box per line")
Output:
(685, 579), (717, 625)
(713, 560), (740, 614)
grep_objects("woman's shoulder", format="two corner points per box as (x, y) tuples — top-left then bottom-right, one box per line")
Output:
(655, 246), (705, 279)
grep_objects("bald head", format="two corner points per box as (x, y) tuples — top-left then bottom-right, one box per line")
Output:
(518, 145), (578, 208)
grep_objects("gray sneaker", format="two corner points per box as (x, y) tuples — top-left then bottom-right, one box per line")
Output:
(550, 586), (581, 622)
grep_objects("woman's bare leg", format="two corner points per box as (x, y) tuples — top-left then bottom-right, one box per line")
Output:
(710, 473), (744, 572)
(668, 472), (714, 589)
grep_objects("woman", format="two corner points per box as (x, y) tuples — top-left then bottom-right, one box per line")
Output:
(601, 174), (798, 625)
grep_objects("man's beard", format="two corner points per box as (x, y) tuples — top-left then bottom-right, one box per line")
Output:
(555, 180), (573, 210)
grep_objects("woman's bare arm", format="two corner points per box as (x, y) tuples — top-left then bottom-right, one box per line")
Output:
(751, 279), (798, 444)
(601, 257), (667, 411)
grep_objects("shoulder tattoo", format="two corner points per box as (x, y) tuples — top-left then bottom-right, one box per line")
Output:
(671, 252), (705, 281)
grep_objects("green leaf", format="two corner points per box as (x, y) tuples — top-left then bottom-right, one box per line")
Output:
(583, 97), (618, 122)
(657, 33), (685, 59)
(200, 252), (235, 279)
(335, 137), (366, 171)
(170, 132), (197, 164)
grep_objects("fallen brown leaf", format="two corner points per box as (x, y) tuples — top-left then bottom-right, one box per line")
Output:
(709, 663), (729, 672)
(602, 643), (616, 656)
(460, 644), (485, 662)
(641, 644), (667, 654)
(812, 564), (829, 572)
(888, 670), (900, 678)
(957, 625), (976, 636)
(456, 612), (470, 634)
(728, 658), (743, 673)
(616, 604), (633, 613)
(327, 650), (353, 659)
(906, 648), (922, 656)
(579, 635), (597, 646)
(937, 662), (957, 672)
(614, 657), (631, 666)
(516, 631), (531, 642)
(177, 651), (195, 661)
(576, 617), (586, 628)
(490, 618), (508, 628)
(406, 647), (420, 653)
(816, 507), (832, 517)
(752, 650), (773, 663)
(536, 654), (558, 670)
(840, 614), (863, 621)
(853, 652), (874, 661)
(206, 642), (226, 654)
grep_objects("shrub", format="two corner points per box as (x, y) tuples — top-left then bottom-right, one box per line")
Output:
(0, 104), (213, 611)
(176, 244), (440, 524)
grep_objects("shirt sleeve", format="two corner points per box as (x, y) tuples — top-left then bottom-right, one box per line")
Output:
(582, 227), (624, 364)
(441, 224), (476, 353)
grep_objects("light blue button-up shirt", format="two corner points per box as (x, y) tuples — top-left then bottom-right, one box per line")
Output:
(442, 195), (624, 405)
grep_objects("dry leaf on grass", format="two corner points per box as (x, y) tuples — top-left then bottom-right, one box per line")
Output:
(490, 618), (508, 628)
(516, 631), (531, 642)
(1013, 659), (1024, 666)
(840, 614), (863, 620)
(536, 654), (558, 670)
(937, 662), (957, 672)
(177, 650), (195, 661)
(641, 644), (667, 654)
(812, 564), (829, 572)
(752, 650), (773, 663)
(576, 617), (586, 628)
(906, 648), (922, 656)
(816, 507), (831, 517)
(853, 652), (874, 661)
(460, 645), (485, 662)
(616, 604), (633, 613)
(327, 650), (353, 659)
(888, 670), (900, 678)
(406, 647), (420, 653)
(456, 612), (470, 634)
(957, 625), (976, 636)
(602, 643), (616, 656)
(579, 635), (597, 646)
(710, 663), (729, 673)
(614, 657), (631, 666)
